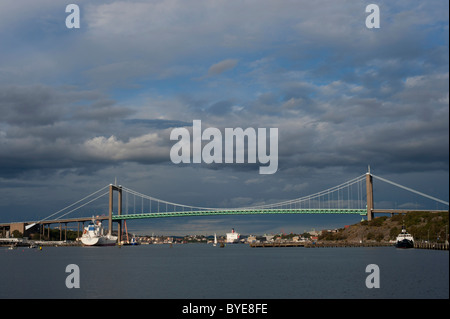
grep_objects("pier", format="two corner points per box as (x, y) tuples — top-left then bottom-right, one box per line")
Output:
(0, 237), (80, 247)
(249, 241), (449, 250)
(414, 242), (449, 250)
(249, 242), (305, 247)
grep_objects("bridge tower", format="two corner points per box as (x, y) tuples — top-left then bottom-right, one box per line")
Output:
(366, 167), (374, 221)
(108, 184), (122, 238)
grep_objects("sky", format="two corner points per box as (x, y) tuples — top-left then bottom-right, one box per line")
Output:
(0, 0), (448, 236)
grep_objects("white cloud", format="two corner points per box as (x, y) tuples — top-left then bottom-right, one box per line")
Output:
(82, 133), (169, 162)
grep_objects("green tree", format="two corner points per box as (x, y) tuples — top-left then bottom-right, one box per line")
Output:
(12, 230), (22, 238)
(390, 227), (399, 240)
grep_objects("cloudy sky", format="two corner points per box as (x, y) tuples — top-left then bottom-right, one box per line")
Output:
(0, 0), (448, 235)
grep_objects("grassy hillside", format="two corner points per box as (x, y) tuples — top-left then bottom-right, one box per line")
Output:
(319, 211), (449, 243)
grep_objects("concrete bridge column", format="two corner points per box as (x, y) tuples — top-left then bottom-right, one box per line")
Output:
(366, 171), (374, 221)
(118, 186), (122, 242)
(108, 184), (122, 238)
(109, 185), (114, 235)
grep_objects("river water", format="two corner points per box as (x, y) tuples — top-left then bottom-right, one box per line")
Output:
(0, 244), (448, 299)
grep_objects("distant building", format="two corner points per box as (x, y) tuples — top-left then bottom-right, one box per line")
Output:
(247, 235), (257, 243)
(308, 230), (320, 237)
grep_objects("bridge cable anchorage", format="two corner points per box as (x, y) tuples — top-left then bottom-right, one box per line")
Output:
(371, 174), (449, 206)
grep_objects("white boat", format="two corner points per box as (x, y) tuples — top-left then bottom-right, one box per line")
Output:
(80, 218), (117, 246)
(226, 228), (240, 243)
(213, 233), (217, 246)
(129, 237), (140, 245)
(395, 225), (414, 249)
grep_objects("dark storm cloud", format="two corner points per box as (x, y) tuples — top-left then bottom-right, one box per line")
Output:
(122, 119), (191, 130)
(0, 85), (173, 178)
(0, 85), (64, 126)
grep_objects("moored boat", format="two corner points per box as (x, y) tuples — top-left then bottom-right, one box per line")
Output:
(80, 218), (117, 246)
(130, 237), (140, 245)
(226, 228), (240, 243)
(395, 225), (414, 249)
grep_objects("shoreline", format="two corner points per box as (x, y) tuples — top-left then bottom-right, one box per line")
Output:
(2, 238), (448, 250)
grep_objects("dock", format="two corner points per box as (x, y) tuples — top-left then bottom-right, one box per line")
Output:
(414, 242), (448, 250)
(250, 242), (391, 248)
(249, 242), (305, 248)
(0, 238), (80, 247)
(249, 241), (448, 250)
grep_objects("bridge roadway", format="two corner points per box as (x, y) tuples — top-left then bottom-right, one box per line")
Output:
(1, 209), (366, 240)
(3, 209), (448, 234)
(111, 208), (368, 220)
(0, 209), (366, 235)
(0, 216), (109, 238)
(0, 216), (108, 228)
(3, 208), (448, 230)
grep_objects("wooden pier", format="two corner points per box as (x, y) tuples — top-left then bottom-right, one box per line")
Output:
(249, 242), (305, 248)
(249, 241), (448, 250)
(414, 242), (448, 250)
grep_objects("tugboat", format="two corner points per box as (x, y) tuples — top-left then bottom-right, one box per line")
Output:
(80, 218), (117, 246)
(130, 237), (140, 245)
(395, 225), (414, 249)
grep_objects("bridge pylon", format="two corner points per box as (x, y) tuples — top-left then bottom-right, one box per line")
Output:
(108, 184), (122, 239)
(366, 170), (374, 221)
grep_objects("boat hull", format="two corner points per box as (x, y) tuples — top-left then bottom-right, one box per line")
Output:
(395, 239), (414, 249)
(81, 235), (117, 246)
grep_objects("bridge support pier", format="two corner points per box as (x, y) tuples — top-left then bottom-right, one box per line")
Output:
(366, 171), (374, 221)
(108, 184), (122, 238)
(117, 188), (122, 242)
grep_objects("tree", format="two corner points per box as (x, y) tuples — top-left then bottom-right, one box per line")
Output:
(390, 227), (399, 240)
(12, 230), (22, 238)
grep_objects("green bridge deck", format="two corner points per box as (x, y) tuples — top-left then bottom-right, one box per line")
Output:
(111, 208), (367, 220)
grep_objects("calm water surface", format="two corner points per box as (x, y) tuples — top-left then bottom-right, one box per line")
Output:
(0, 244), (448, 299)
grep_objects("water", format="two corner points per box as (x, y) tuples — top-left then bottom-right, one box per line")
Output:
(0, 244), (448, 299)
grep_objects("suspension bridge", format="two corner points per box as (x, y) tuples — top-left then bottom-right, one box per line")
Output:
(1, 169), (448, 241)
